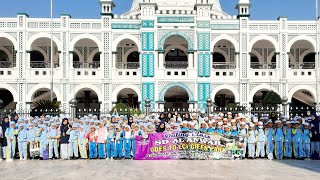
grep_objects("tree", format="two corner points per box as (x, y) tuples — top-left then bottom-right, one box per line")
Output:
(263, 91), (281, 106)
(111, 103), (142, 116)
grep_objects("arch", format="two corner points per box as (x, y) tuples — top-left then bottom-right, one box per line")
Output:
(123, 47), (139, 63)
(211, 85), (240, 102)
(287, 35), (316, 52)
(0, 33), (18, 50)
(212, 49), (228, 62)
(211, 35), (239, 52)
(30, 47), (47, 61)
(0, 84), (18, 102)
(250, 49), (263, 63)
(248, 84), (279, 103)
(112, 85), (141, 102)
(287, 85), (316, 102)
(159, 82), (194, 101)
(71, 84), (102, 101)
(26, 84), (62, 102)
(27, 33), (62, 51)
(249, 35), (279, 52)
(112, 34), (141, 52)
(158, 31), (194, 51)
(69, 34), (102, 51)
(0, 47), (13, 61)
(88, 48), (100, 63)
(164, 44), (188, 58)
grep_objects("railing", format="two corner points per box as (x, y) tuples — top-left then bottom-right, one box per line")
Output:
(164, 61), (188, 69)
(0, 61), (13, 68)
(116, 62), (140, 69)
(73, 62), (100, 69)
(250, 62), (276, 69)
(212, 62), (236, 69)
(30, 61), (59, 68)
(289, 62), (315, 69)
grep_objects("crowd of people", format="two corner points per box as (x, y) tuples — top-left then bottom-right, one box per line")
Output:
(0, 109), (320, 161)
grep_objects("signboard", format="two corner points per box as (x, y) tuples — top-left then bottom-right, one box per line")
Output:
(157, 17), (195, 23)
(135, 131), (244, 160)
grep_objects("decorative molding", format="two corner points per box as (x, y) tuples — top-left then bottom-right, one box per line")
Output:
(158, 82), (195, 101)
(211, 24), (240, 30)
(111, 23), (140, 29)
(158, 30), (194, 50)
(197, 21), (210, 28)
(142, 20), (154, 28)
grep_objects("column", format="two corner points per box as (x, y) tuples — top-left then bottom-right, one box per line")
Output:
(69, 51), (74, 68)
(188, 51), (194, 68)
(26, 51), (31, 68)
(158, 50), (164, 68)
(112, 51), (117, 68)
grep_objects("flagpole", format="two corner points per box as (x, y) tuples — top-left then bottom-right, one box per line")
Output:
(316, 0), (319, 109)
(50, 0), (54, 102)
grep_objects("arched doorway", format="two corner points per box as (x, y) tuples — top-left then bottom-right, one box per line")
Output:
(214, 89), (235, 107)
(75, 88), (100, 109)
(289, 40), (315, 69)
(117, 88), (139, 108)
(31, 88), (58, 109)
(0, 89), (14, 110)
(212, 39), (236, 69)
(115, 39), (139, 69)
(250, 40), (276, 69)
(164, 86), (189, 109)
(0, 37), (15, 68)
(163, 35), (188, 69)
(252, 89), (272, 108)
(290, 89), (316, 115)
(73, 38), (100, 68)
(30, 37), (59, 68)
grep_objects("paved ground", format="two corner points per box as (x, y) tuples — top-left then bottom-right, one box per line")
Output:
(0, 159), (319, 180)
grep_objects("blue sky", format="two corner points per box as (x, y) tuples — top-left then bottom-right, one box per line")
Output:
(0, 0), (317, 20)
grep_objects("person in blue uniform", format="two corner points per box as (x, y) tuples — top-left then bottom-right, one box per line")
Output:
(292, 121), (304, 159)
(284, 121), (293, 159)
(17, 124), (28, 160)
(274, 120), (284, 160)
(302, 123), (312, 159)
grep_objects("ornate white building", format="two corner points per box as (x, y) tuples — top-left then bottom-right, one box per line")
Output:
(0, 0), (319, 112)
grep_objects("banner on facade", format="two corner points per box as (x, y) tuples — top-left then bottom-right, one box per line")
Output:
(135, 131), (244, 160)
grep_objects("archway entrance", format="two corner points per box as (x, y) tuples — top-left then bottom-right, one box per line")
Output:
(0, 89), (14, 110)
(164, 86), (189, 109)
(75, 88), (100, 109)
(214, 89), (235, 107)
(117, 88), (139, 108)
(290, 89), (316, 116)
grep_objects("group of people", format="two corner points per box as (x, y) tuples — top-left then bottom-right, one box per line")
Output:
(0, 110), (319, 161)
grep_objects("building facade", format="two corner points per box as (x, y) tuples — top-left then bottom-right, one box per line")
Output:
(0, 0), (319, 112)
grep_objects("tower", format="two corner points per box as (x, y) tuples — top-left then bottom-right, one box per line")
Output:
(99, 0), (115, 15)
(235, 0), (250, 18)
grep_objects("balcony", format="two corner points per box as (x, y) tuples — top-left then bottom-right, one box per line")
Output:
(30, 61), (59, 68)
(289, 62), (315, 69)
(73, 62), (100, 69)
(0, 61), (14, 68)
(212, 62), (236, 69)
(250, 62), (276, 69)
(116, 62), (139, 69)
(164, 61), (188, 69)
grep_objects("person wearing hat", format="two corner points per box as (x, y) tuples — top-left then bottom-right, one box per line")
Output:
(38, 124), (48, 160)
(255, 121), (265, 158)
(207, 121), (214, 134)
(66, 124), (79, 160)
(78, 125), (87, 159)
(302, 123), (312, 159)
(114, 125), (124, 160)
(199, 122), (207, 133)
(215, 122), (224, 135)
(132, 125), (142, 159)
(238, 122), (248, 158)
(17, 124), (28, 160)
(284, 121), (293, 159)
(265, 120), (275, 159)
(181, 121), (189, 132)
(274, 120), (284, 159)
(48, 123), (60, 160)
(86, 126), (98, 159)
(292, 121), (304, 159)
(26, 123), (36, 159)
(96, 121), (107, 159)
(5, 121), (18, 161)
(247, 123), (256, 159)
(105, 124), (115, 160)
(123, 125), (133, 159)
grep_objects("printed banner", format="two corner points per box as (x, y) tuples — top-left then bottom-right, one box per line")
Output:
(135, 131), (244, 160)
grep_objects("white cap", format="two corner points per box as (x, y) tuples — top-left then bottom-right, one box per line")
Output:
(240, 122), (246, 125)
(183, 121), (188, 124)
(258, 121), (263, 126)
(249, 123), (255, 127)
(275, 120), (281, 124)
(190, 122), (195, 126)
(217, 122), (223, 126)
(253, 118), (258, 123)
(231, 119), (236, 123)
(303, 122), (309, 126)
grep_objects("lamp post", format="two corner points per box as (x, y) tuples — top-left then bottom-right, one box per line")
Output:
(206, 98), (213, 117)
(69, 98), (77, 120)
(281, 96), (289, 117)
(145, 98), (151, 116)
